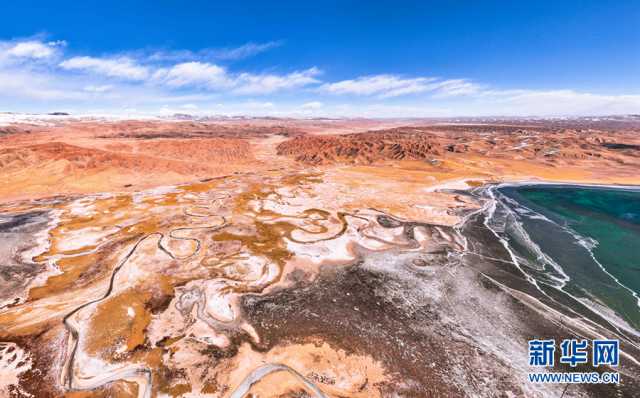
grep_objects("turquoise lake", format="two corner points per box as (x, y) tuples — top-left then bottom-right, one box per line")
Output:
(498, 185), (640, 332)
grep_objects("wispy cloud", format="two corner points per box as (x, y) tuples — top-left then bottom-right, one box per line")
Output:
(320, 75), (436, 98)
(320, 74), (481, 98)
(60, 56), (150, 80)
(7, 40), (64, 59)
(148, 40), (282, 63)
(232, 67), (321, 94)
(152, 61), (320, 94)
(212, 41), (283, 60)
(0, 70), (86, 100)
(154, 61), (231, 88)
(0, 35), (638, 116)
(431, 79), (482, 97)
(0, 39), (65, 65)
(48, 41), (316, 95)
(301, 101), (323, 109)
(83, 84), (113, 93)
(476, 89), (640, 116)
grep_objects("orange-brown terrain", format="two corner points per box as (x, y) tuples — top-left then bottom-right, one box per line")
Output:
(277, 124), (640, 171)
(2, 118), (639, 203)
(1, 116), (640, 397)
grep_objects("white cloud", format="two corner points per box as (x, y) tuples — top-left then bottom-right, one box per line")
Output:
(83, 84), (113, 93)
(320, 75), (482, 98)
(0, 39), (66, 67)
(148, 41), (282, 62)
(153, 62), (320, 94)
(301, 101), (323, 109)
(212, 41), (283, 60)
(0, 34), (638, 117)
(154, 61), (231, 88)
(60, 56), (149, 80)
(320, 74), (437, 98)
(478, 89), (640, 116)
(0, 70), (86, 100)
(432, 79), (481, 97)
(6, 40), (61, 59)
(232, 67), (321, 94)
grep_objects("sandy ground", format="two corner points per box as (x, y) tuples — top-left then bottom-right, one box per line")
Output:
(1, 117), (639, 397)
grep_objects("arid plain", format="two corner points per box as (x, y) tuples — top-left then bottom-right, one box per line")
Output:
(1, 115), (640, 397)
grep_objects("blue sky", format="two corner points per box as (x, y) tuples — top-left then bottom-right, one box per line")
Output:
(1, 1), (639, 117)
